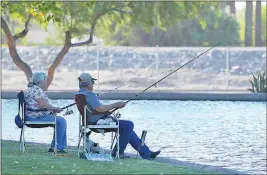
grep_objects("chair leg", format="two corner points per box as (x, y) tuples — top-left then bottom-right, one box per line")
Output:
(20, 125), (25, 152)
(23, 125), (26, 152)
(78, 129), (82, 157)
(110, 132), (116, 150)
(54, 118), (57, 155)
(116, 125), (120, 159)
(110, 132), (113, 149)
(19, 127), (23, 151)
(83, 108), (86, 155)
(83, 127), (86, 154)
(78, 114), (81, 157)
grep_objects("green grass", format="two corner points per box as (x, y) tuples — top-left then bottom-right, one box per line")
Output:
(1, 140), (220, 174)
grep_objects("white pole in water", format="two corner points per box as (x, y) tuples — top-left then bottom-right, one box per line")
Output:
(97, 44), (100, 89)
(156, 45), (159, 87)
(226, 46), (229, 90)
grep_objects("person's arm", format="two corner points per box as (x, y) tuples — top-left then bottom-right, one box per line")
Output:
(36, 98), (62, 113)
(33, 87), (62, 113)
(95, 102), (125, 113)
(85, 92), (125, 113)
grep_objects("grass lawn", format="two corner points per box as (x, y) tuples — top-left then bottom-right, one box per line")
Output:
(1, 140), (221, 174)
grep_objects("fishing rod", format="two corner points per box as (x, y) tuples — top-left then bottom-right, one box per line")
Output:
(108, 42), (223, 115)
(96, 69), (173, 95)
(60, 61), (180, 110)
(61, 103), (76, 110)
(60, 67), (179, 110)
(61, 42), (222, 112)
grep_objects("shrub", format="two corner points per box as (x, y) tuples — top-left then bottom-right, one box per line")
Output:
(248, 71), (267, 93)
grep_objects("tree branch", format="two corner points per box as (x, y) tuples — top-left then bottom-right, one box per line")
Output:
(13, 15), (32, 40)
(70, 6), (131, 47)
(1, 16), (15, 44)
(47, 4), (131, 87)
(70, 15), (99, 47)
(47, 31), (72, 88)
(1, 16), (33, 80)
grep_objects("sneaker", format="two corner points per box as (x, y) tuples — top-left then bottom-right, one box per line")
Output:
(119, 153), (131, 159)
(48, 148), (67, 154)
(149, 150), (161, 159)
(91, 143), (105, 154)
(57, 150), (68, 154)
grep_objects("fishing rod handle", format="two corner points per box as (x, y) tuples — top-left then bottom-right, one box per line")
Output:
(61, 102), (76, 110)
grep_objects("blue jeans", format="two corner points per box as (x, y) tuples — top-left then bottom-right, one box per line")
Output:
(112, 120), (151, 159)
(26, 115), (67, 151)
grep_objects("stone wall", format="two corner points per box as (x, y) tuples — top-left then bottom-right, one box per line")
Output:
(2, 46), (266, 75)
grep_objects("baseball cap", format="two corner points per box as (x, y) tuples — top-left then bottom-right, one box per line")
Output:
(78, 73), (97, 82)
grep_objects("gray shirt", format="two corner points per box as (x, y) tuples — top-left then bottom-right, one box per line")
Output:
(76, 88), (105, 124)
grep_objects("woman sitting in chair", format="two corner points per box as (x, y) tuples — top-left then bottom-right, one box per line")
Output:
(24, 72), (67, 153)
(76, 72), (161, 159)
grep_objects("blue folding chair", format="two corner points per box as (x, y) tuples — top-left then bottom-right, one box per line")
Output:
(17, 91), (58, 154)
(75, 94), (120, 160)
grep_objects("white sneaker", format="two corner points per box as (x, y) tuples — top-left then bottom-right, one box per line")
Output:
(91, 143), (105, 154)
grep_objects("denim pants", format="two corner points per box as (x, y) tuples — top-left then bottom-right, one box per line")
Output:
(112, 120), (151, 159)
(26, 115), (67, 150)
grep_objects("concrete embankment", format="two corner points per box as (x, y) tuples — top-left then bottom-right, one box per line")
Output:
(1, 90), (266, 101)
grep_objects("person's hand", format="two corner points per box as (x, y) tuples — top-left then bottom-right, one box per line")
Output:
(53, 107), (63, 113)
(115, 102), (126, 108)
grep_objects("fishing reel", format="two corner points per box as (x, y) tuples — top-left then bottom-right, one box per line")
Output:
(111, 112), (121, 119)
(63, 108), (74, 116)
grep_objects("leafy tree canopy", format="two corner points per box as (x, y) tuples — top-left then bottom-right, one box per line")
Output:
(104, 8), (240, 46)
(2, 1), (219, 44)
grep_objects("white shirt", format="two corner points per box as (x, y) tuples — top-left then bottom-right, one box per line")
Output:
(24, 85), (52, 117)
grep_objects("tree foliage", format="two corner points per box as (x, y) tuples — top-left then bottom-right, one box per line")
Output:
(100, 5), (240, 46)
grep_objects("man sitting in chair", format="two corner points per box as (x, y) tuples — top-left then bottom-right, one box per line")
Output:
(24, 72), (67, 153)
(76, 72), (161, 159)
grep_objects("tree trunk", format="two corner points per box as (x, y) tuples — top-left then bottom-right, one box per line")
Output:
(2, 15), (71, 89)
(255, 1), (262, 46)
(2, 11), (100, 89)
(47, 31), (71, 88)
(227, 1), (236, 16)
(245, 1), (253, 46)
(1, 17), (33, 80)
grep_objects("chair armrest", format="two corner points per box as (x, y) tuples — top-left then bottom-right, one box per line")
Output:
(27, 108), (49, 112)
(87, 125), (119, 129)
(25, 121), (56, 125)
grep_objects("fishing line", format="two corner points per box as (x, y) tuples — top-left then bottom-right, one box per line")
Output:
(108, 42), (223, 115)
(61, 42), (222, 113)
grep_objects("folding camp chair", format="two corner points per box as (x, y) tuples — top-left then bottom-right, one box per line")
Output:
(17, 91), (58, 154)
(75, 94), (120, 160)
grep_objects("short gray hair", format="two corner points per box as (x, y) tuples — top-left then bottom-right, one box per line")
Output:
(28, 72), (46, 87)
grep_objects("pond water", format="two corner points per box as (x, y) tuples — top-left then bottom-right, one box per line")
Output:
(2, 99), (266, 174)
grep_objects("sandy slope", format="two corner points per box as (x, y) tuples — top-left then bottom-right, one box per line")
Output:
(2, 69), (251, 91)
